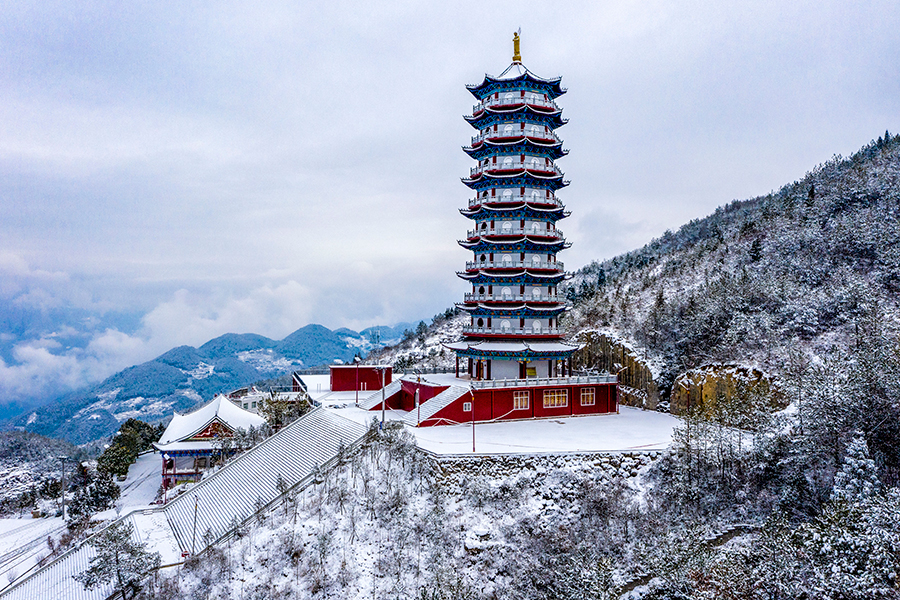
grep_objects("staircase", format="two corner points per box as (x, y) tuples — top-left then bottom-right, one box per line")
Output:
(0, 407), (370, 600)
(357, 379), (402, 410)
(403, 385), (469, 426)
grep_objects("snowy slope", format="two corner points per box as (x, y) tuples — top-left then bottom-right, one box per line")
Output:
(565, 135), (900, 393)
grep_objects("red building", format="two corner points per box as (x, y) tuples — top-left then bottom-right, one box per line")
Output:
(330, 364), (392, 392)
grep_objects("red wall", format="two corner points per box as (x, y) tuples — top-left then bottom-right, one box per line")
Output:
(330, 366), (392, 392)
(419, 382), (618, 427)
(398, 380), (450, 411)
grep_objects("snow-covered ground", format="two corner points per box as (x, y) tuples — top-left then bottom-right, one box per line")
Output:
(118, 452), (162, 509)
(306, 371), (681, 455)
(0, 516), (64, 590)
(408, 407), (677, 454)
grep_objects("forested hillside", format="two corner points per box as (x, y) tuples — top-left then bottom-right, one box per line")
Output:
(566, 133), (900, 397)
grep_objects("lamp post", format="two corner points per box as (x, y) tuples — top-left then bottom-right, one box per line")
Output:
(163, 453), (171, 504)
(191, 495), (199, 555)
(469, 386), (476, 453)
(379, 366), (386, 429)
(415, 376), (421, 427)
(56, 456), (67, 520)
(354, 355), (361, 407)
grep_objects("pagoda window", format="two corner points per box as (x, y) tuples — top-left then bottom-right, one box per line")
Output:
(479, 254), (486, 262)
(477, 318), (484, 328)
(500, 319), (511, 331)
(532, 255), (541, 266)
(533, 320), (542, 333)
(531, 222), (540, 234)
(501, 221), (512, 233)
(478, 286), (485, 295)
(503, 124), (514, 135)
(531, 190), (540, 202)
(504, 92), (514, 103)
(503, 156), (513, 168)
(501, 286), (512, 299)
(481, 222), (488, 230)
(501, 254), (512, 265)
(531, 124), (540, 136)
(503, 189), (512, 199)
(532, 287), (542, 298)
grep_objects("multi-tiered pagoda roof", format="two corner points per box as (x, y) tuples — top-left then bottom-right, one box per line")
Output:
(446, 34), (580, 375)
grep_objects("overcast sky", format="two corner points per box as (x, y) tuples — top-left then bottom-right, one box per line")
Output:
(1, 0), (898, 402)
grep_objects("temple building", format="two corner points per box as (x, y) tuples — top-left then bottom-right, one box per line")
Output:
(445, 31), (580, 381)
(353, 34), (619, 426)
(154, 394), (266, 488)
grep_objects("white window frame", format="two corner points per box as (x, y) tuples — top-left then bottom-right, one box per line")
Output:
(463, 402), (472, 412)
(543, 389), (568, 408)
(581, 388), (596, 406)
(513, 390), (530, 410)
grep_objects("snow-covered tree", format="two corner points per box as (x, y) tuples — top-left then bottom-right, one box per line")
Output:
(73, 520), (160, 599)
(831, 431), (880, 503)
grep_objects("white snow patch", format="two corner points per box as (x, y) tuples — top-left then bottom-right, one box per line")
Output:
(185, 362), (215, 379)
(236, 349), (295, 373)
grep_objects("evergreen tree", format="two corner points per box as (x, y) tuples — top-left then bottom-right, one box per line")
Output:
(831, 431), (880, 503)
(73, 520), (160, 599)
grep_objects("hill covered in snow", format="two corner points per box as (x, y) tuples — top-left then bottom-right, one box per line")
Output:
(564, 133), (900, 398)
(3, 323), (413, 444)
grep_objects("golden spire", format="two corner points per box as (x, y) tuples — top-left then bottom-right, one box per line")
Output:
(512, 31), (521, 63)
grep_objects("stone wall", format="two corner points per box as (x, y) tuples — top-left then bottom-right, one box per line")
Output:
(572, 331), (660, 410)
(426, 450), (663, 481)
(670, 364), (784, 415)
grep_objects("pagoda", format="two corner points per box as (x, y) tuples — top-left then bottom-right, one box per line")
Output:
(446, 32), (580, 381)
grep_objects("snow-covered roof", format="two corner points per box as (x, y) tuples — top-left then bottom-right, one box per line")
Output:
(156, 394), (266, 445)
(445, 340), (582, 353)
(493, 62), (562, 83)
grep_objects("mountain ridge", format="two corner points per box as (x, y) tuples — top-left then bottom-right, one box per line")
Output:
(2, 322), (414, 444)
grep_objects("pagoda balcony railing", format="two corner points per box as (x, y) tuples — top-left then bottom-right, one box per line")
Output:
(469, 194), (563, 208)
(465, 260), (564, 271)
(471, 129), (561, 146)
(472, 374), (618, 389)
(463, 325), (562, 336)
(470, 162), (562, 178)
(472, 96), (559, 114)
(466, 226), (564, 239)
(463, 293), (561, 303)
